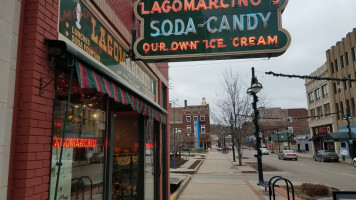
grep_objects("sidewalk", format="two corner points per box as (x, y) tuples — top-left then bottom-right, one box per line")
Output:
(170, 148), (287, 200)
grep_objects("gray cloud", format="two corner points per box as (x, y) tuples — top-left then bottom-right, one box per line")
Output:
(169, 0), (356, 109)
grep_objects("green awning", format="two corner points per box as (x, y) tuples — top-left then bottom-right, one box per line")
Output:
(76, 62), (167, 124)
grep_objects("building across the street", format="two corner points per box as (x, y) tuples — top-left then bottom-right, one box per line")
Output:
(305, 63), (336, 154)
(169, 98), (211, 151)
(259, 107), (309, 151)
(1, 0), (170, 199)
(325, 28), (356, 158)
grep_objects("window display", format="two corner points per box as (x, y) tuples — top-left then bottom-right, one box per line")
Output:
(112, 113), (139, 199)
(50, 72), (107, 200)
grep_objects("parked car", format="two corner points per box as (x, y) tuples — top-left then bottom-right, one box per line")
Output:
(352, 157), (356, 167)
(278, 150), (298, 160)
(313, 150), (339, 162)
(260, 148), (269, 155)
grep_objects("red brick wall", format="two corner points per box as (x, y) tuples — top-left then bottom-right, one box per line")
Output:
(106, 0), (134, 34)
(8, 1), (170, 199)
(8, 0), (59, 199)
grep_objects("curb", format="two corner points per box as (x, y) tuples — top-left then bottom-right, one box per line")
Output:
(170, 175), (192, 200)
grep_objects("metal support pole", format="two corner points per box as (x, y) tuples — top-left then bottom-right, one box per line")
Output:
(253, 93), (264, 184)
(251, 67), (264, 185)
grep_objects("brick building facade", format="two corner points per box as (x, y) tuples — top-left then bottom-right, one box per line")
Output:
(259, 107), (309, 148)
(2, 0), (170, 199)
(169, 98), (211, 150)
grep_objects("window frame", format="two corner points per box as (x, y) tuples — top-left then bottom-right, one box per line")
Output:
(201, 125), (206, 133)
(200, 114), (205, 121)
(193, 114), (198, 122)
(322, 84), (329, 97)
(315, 88), (321, 100)
(186, 114), (191, 122)
(341, 55), (345, 68)
(308, 92), (315, 102)
(345, 52), (350, 65)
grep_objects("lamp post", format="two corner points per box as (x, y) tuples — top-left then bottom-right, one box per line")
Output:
(275, 129), (281, 153)
(343, 109), (353, 159)
(247, 67), (265, 185)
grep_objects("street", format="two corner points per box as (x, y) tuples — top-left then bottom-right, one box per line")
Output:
(241, 149), (356, 191)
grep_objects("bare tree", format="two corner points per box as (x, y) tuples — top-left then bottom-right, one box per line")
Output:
(213, 69), (252, 166)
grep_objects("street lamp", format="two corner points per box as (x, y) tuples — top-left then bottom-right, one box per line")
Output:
(247, 67), (265, 186)
(343, 109), (354, 159)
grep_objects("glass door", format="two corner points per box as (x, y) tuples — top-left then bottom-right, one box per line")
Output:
(112, 112), (139, 200)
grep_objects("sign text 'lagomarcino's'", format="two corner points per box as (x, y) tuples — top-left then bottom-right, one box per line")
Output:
(134, 0), (291, 61)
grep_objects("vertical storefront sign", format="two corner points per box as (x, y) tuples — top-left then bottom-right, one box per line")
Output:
(59, 0), (157, 102)
(134, 0), (291, 61)
(194, 121), (200, 149)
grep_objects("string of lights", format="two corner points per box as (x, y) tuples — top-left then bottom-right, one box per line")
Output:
(237, 114), (282, 120)
(265, 71), (356, 83)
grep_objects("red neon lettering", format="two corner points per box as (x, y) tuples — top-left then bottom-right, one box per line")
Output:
(180, 41), (190, 50)
(219, 0), (229, 8)
(52, 137), (97, 148)
(248, 36), (256, 46)
(151, 1), (162, 14)
(172, 0), (183, 12)
(161, 0), (171, 13)
(160, 42), (169, 51)
(54, 122), (62, 127)
(184, 0), (195, 11)
(217, 38), (226, 48)
(232, 37), (239, 47)
(196, 0), (208, 10)
(257, 36), (266, 45)
(238, 0), (248, 7)
(143, 43), (150, 54)
(171, 42), (179, 51)
(240, 37), (248, 46)
(151, 43), (159, 52)
(268, 35), (278, 47)
(250, 0), (261, 6)
(209, 0), (219, 9)
(139, 2), (151, 14)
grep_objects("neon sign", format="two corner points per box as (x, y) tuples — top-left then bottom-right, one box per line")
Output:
(52, 137), (97, 148)
(134, 0), (291, 61)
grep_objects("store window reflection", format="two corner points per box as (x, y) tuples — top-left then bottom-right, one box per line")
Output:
(145, 119), (156, 200)
(112, 113), (139, 199)
(50, 72), (106, 200)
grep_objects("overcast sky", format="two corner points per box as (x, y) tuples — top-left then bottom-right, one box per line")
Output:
(168, 0), (356, 111)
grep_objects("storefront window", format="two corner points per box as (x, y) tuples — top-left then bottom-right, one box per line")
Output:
(145, 119), (155, 200)
(112, 113), (139, 199)
(50, 72), (107, 200)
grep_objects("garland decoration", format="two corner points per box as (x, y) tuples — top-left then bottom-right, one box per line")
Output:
(265, 71), (356, 83)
